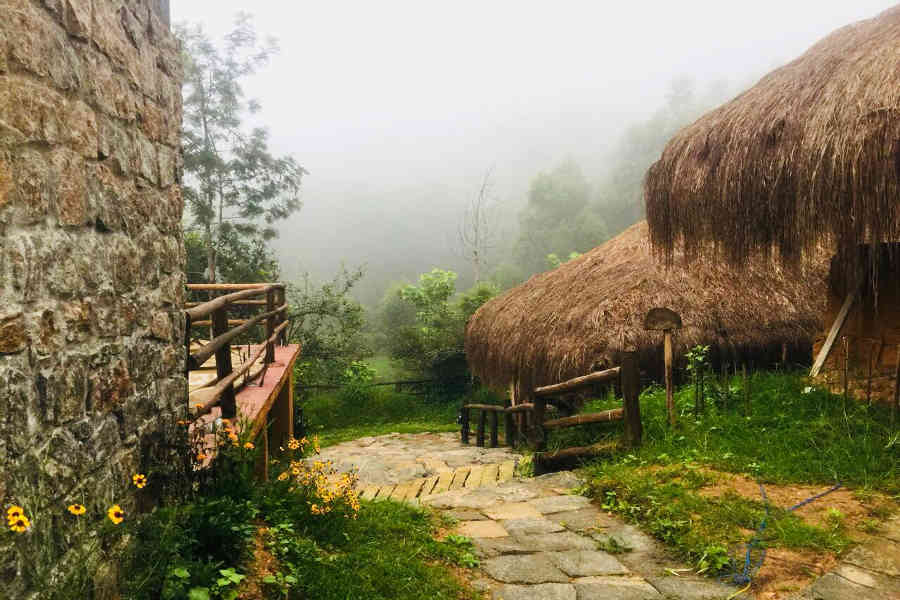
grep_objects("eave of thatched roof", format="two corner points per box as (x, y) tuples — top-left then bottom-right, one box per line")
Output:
(465, 222), (827, 390)
(645, 5), (900, 267)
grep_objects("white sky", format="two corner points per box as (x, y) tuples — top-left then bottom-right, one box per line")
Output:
(171, 1), (897, 281)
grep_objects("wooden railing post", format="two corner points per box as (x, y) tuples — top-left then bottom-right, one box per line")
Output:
(621, 349), (642, 447)
(476, 410), (486, 447)
(277, 286), (288, 345)
(461, 407), (470, 444)
(265, 288), (276, 364)
(212, 306), (236, 418)
(504, 410), (515, 448)
(490, 411), (499, 448)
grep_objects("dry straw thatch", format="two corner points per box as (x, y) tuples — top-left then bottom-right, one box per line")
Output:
(465, 222), (828, 391)
(645, 5), (900, 268)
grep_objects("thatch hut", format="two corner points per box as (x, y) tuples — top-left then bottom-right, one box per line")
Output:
(465, 221), (827, 398)
(644, 5), (900, 403)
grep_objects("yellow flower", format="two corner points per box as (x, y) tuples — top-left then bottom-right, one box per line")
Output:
(287, 438), (300, 450)
(9, 515), (29, 533)
(194, 403), (203, 410)
(107, 504), (124, 525)
(67, 504), (86, 516)
(277, 471), (289, 481)
(196, 452), (208, 462)
(7, 506), (24, 520)
(132, 473), (148, 489)
(243, 442), (254, 450)
(228, 432), (238, 442)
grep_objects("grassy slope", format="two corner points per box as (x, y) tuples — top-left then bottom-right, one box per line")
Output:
(570, 371), (899, 573)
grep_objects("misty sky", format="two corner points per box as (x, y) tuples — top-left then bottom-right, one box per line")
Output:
(172, 1), (896, 289)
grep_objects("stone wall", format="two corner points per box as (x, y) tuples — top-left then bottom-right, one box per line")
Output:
(0, 0), (184, 595)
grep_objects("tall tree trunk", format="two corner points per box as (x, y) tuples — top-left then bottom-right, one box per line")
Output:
(205, 221), (216, 283)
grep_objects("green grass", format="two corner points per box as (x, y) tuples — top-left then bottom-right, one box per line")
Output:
(303, 386), (460, 448)
(283, 502), (477, 600)
(567, 370), (899, 574)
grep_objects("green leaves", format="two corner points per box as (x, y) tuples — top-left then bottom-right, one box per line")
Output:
(177, 15), (304, 283)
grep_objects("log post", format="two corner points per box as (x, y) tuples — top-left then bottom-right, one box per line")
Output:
(533, 397), (546, 450)
(643, 308), (681, 428)
(664, 331), (675, 426)
(461, 406), (470, 445)
(842, 336), (850, 404)
(490, 411), (499, 448)
(621, 349), (642, 447)
(504, 410), (515, 448)
(892, 344), (900, 428)
(211, 307), (236, 418)
(743, 363), (750, 415)
(476, 409), (486, 447)
(265, 288), (276, 364)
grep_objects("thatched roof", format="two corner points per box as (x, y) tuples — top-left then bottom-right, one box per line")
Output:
(645, 5), (900, 268)
(465, 222), (827, 390)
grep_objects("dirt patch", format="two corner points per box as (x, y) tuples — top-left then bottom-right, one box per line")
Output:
(751, 548), (839, 600)
(696, 470), (897, 599)
(699, 471), (895, 535)
(238, 525), (280, 600)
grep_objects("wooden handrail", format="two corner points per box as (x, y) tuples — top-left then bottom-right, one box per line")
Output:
(185, 300), (268, 308)
(191, 319), (250, 328)
(187, 283), (284, 291)
(186, 286), (276, 320)
(188, 305), (286, 369)
(542, 408), (624, 430)
(463, 403), (506, 412)
(534, 367), (621, 397)
(192, 320), (291, 418)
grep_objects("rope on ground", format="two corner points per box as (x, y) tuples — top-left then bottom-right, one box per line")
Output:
(721, 481), (842, 588)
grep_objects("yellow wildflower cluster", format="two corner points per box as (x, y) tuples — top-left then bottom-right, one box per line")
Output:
(277, 457), (360, 518)
(7, 506), (30, 533)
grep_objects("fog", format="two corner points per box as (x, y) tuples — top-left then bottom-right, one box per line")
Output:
(173, 1), (896, 303)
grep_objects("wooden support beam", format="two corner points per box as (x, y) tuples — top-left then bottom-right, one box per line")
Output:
(489, 411), (499, 448)
(664, 331), (675, 427)
(460, 407), (470, 445)
(534, 367), (621, 397)
(476, 410), (486, 447)
(265, 288), (276, 364)
(810, 286), (859, 377)
(542, 408), (624, 430)
(504, 410), (515, 448)
(621, 350), (642, 447)
(211, 308), (236, 418)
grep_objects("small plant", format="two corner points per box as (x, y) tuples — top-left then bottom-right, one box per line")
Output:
(596, 536), (633, 554)
(444, 534), (480, 568)
(696, 545), (731, 575)
(262, 571), (298, 600)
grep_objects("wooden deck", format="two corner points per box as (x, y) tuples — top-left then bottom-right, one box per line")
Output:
(189, 343), (301, 465)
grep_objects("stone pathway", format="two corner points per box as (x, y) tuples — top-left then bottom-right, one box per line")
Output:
(318, 432), (900, 599)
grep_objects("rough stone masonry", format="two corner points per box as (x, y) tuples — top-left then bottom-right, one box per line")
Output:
(0, 0), (184, 595)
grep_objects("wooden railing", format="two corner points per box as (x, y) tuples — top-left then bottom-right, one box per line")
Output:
(185, 283), (289, 420)
(461, 350), (643, 458)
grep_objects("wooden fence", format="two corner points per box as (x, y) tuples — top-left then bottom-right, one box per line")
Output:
(460, 350), (642, 463)
(185, 283), (289, 420)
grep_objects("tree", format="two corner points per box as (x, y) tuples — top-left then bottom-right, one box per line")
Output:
(178, 14), (305, 282)
(513, 159), (608, 276)
(286, 267), (371, 385)
(455, 168), (501, 283)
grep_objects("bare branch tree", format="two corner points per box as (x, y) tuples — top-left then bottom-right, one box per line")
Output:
(456, 168), (501, 283)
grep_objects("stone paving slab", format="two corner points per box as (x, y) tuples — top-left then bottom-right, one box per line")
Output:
(549, 550), (630, 577)
(645, 576), (734, 599)
(457, 520), (509, 539)
(574, 576), (662, 599)
(482, 553), (570, 584)
(501, 517), (566, 537)
(492, 583), (576, 600)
